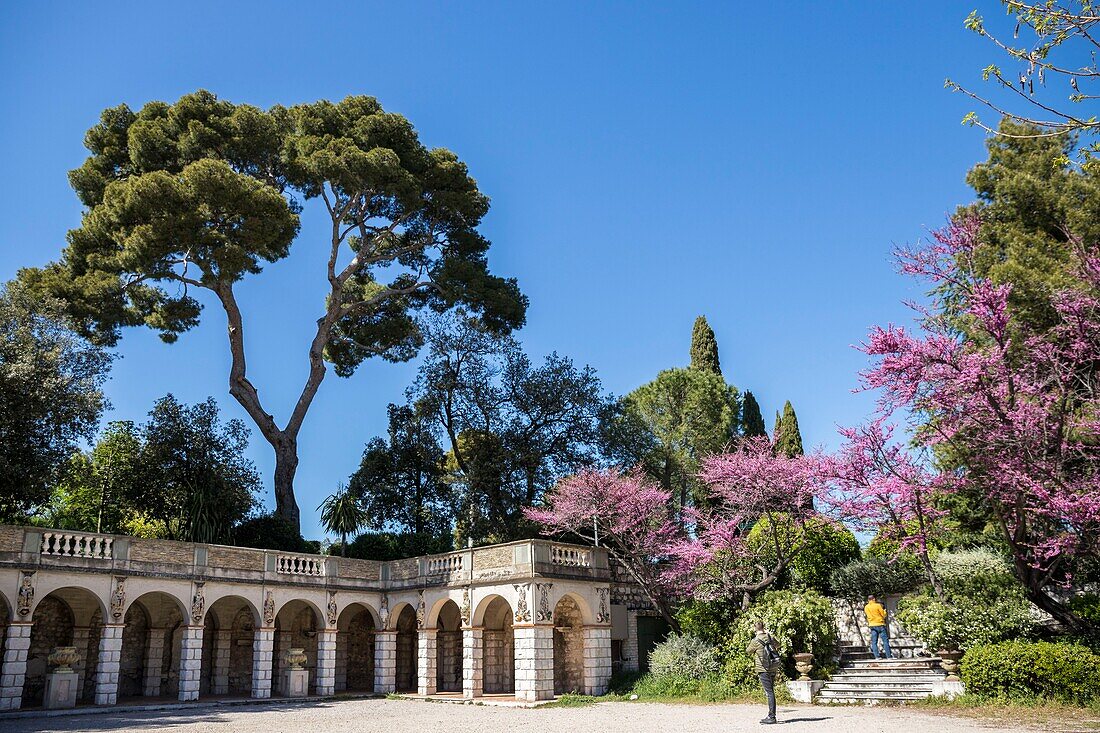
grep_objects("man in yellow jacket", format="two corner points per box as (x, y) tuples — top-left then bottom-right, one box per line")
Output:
(864, 594), (892, 659)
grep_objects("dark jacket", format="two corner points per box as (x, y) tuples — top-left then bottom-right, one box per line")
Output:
(746, 631), (781, 675)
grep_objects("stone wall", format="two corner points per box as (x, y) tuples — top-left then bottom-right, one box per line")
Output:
(207, 547), (263, 573)
(118, 605), (148, 698)
(473, 546), (512, 571)
(130, 540), (193, 566)
(23, 596), (74, 707)
(273, 606), (318, 696)
(342, 610), (375, 691)
(553, 597), (584, 694)
(394, 607), (417, 692)
(435, 602), (462, 693)
(227, 607), (255, 695)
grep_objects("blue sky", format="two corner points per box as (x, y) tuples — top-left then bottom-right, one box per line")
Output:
(0, 2), (1006, 538)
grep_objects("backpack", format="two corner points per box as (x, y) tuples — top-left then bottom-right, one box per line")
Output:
(762, 637), (782, 667)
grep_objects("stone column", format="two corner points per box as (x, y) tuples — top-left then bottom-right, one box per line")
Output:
(373, 631), (396, 694)
(513, 625), (554, 702)
(177, 625), (203, 702)
(416, 628), (437, 696)
(582, 626), (613, 696)
(315, 629), (336, 696)
(143, 630), (166, 697)
(71, 626), (91, 697)
(94, 623), (125, 705)
(211, 630), (232, 695)
(0, 623), (32, 711)
(623, 611), (640, 672)
(250, 628), (274, 699)
(462, 627), (483, 699)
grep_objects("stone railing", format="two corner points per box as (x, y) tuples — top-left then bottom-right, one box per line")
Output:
(276, 554), (326, 576)
(40, 531), (113, 560)
(424, 552), (464, 576)
(550, 544), (591, 568)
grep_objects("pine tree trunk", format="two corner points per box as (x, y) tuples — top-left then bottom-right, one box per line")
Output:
(273, 438), (301, 531)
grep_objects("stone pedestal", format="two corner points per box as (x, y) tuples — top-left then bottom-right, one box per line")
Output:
(281, 668), (310, 697)
(374, 632), (397, 694)
(785, 679), (824, 703)
(582, 626), (612, 696)
(462, 627), (483, 699)
(514, 625), (554, 702)
(417, 629), (437, 696)
(315, 630), (336, 696)
(94, 624), (125, 706)
(44, 671), (79, 709)
(177, 625), (204, 702)
(929, 677), (965, 699)
(251, 628), (274, 699)
(0, 623), (32, 711)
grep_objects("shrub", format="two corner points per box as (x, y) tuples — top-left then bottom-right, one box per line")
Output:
(933, 548), (1014, 595)
(676, 598), (740, 647)
(723, 589), (838, 685)
(829, 558), (924, 600)
(1068, 593), (1100, 624)
(896, 590), (1034, 652)
(961, 641), (1100, 704)
(648, 634), (723, 684)
(233, 513), (309, 552)
(748, 516), (861, 592)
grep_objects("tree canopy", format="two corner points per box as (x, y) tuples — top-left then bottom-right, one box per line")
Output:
(18, 90), (526, 530)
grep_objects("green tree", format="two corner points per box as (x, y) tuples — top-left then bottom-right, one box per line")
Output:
(741, 391), (766, 438)
(318, 484), (367, 557)
(620, 368), (738, 520)
(773, 400), (803, 458)
(689, 315), (721, 375)
(347, 403), (451, 538)
(19, 91), (526, 531)
(0, 284), (113, 520)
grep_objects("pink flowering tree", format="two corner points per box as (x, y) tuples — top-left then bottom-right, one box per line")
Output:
(859, 215), (1100, 631)
(824, 419), (952, 599)
(669, 437), (829, 609)
(524, 467), (682, 628)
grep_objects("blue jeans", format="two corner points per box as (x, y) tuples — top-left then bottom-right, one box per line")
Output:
(870, 625), (892, 659)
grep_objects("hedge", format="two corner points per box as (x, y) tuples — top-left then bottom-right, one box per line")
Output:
(960, 641), (1100, 704)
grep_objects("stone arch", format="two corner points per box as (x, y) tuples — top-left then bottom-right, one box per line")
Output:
(123, 591), (186, 701)
(203, 595), (258, 698)
(22, 586), (104, 708)
(119, 586), (189, 625)
(480, 596), (515, 695)
(424, 595), (460, 629)
(435, 600), (462, 693)
(552, 590), (595, 625)
(336, 603), (376, 693)
(273, 599), (322, 696)
(387, 601), (415, 632)
(553, 596), (584, 695)
(394, 605), (417, 693)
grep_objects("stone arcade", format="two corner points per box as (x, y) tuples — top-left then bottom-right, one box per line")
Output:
(0, 526), (654, 712)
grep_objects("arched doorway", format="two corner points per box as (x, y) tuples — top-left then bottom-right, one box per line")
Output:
(203, 596), (258, 698)
(336, 604), (376, 693)
(117, 591), (186, 702)
(22, 587), (104, 708)
(435, 600), (462, 693)
(553, 596), (584, 695)
(273, 600), (321, 696)
(481, 596), (514, 695)
(394, 606), (417, 693)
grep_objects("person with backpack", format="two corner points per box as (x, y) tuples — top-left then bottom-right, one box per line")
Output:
(746, 620), (782, 725)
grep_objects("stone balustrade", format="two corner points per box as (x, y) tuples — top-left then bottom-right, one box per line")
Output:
(39, 531), (113, 560)
(550, 545), (591, 568)
(276, 554), (326, 577)
(424, 553), (463, 576)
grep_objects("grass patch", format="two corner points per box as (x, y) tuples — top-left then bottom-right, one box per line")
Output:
(543, 693), (603, 708)
(912, 693), (1100, 731)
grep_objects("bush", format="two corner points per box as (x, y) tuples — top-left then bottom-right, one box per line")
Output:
(1068, 593), (1100, 624)
(232, 513), (309, 552)
(676, 598), (740, 647)
(748, 516), (861, 592)
(934, 548), (1014, 595)
(829, 558), (924, 600)
(342, 531), (453, 560)
(961, 641), (1100, 704)
(648, 634), (723, 684)
(723, 589), (838, 685)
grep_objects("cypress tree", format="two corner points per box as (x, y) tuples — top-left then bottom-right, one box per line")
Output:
(742, 391), (766, 438)
(689, 316), (722, 376)
(774, 400), (804, 458)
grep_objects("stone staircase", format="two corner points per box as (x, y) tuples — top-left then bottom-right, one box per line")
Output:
(815, 642), (946, 704)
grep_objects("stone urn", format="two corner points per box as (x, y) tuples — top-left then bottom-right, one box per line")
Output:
(48, 646), (80, 674)
(938, 649), (963, 681)
(283, 648), (308, 670)
(793, 652), (815, 681)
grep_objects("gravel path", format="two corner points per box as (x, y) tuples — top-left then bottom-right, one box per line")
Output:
(1, 697), (1031, 733)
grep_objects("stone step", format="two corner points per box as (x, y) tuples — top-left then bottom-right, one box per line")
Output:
(845, 659), (940, 670)
(830, 674), (943, 684)
(821, 682), (937, 692)
(817, 693), (933, 703)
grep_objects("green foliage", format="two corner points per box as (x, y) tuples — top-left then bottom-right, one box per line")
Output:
(648, 634), (723, 684)
(829, 558), (924, 600)
(748, 516), (860, 592)
(741, 391), (766, 438)
(676, 598), (741, 647)
(772, 401), (803, 458)
(1069, 594), (1100, 624)
(317, 484), (367, 555)
(340, 531), (453, 560)
(961, 641), (1100, 704)
(689, 315), (722, 375)
(724, 589), (838, 685)
(0, 284), (113, 520)
(897, 549), (1035, 652)
(233, 513), (309, 552)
